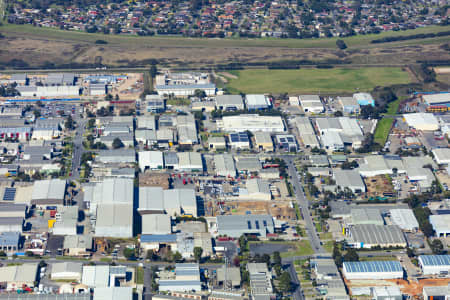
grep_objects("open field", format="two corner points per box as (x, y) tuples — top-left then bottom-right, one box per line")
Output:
(1, 24), (450, 68)
(280, 240), (314, 257)
(374, 118), (394, 145)
(226, 68), (412, 94)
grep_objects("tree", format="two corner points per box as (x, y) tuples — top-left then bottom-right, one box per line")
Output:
(343, 248), (359, 262)
(123, 248), (136, 260)
(65, 115), (74, 130)
(334, 110), (343, 117)
(239, 235), (247, 252)
(430, 239), (444, 255)
(194, 247), (203, 262)
(150, 65), (158, 78)
(173, 251), (182, 262)
(194, 89), (206, 98)
(332, 242), (343, 268)
(278, 271), (292, 293)
(336, 39), (347, 49)
(273, 251), (282, 266)
(112, 138), (124, 149)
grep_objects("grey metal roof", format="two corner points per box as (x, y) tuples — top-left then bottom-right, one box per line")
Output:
(350, 224), (406, 246)
(31, 179), (66, 200)
(0, 294), (90, 300)
(0, 232), (20, 246)
(216, 95), (244, 106)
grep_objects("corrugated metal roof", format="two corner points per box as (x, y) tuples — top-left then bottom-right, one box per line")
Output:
(419, 255), (450, 266)
(343, 261), (402, 273)
(31, 179), (66, 200)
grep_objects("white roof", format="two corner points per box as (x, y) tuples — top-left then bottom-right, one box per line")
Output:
(138, 151), (164, 168)
(94, 287), (133, 300)
(214, 154), (236, 177)
(139, 187), (196, 213)
(137, 116), (156, 129)
(177, 152), (203, 169)
(432, 148), (450, 164)
(299, 95), (321, 102)
(51, 262), (82, 276)
(430, 215), (450, 233)
(89, 178), (134, 205)
(246, 178), (271, 195)
(403, 113), (439, 130)
(246, 94), (269, 107)
(219, 114), (285, 132)
(423, 93), (450, 105)
(31, 179), (66, 200)
(389, 209), (419, 231)
(82, 265), (110, 287)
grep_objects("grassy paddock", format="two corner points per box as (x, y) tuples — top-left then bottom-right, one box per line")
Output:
(280, 240), (314, 257)
(2, 24), (450, 49)
(226, 68), (412, 94)
(374, 118), (394, 145)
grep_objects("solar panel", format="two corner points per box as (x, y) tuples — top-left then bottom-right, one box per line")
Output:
(3, 188), (16, 201)
(344, 261), (402, 273)
(419, 255), (450, 266)
(247, 221), (252, 229)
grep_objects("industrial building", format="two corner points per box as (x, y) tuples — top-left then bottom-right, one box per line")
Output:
(432, 148), (450, 165)
(430, 214), (450, 237)
(138, 187), (197, 217)
(348, 224), (407, 248)
(218, 114), (285, 133)
(0, 263), (38, 291)
(423, 284), (450, 299)
(422, 93), (450, 107)
(213, 154), (236, 177)
(96, 149), (136, 165)
(215, 95), (244, 111)
(342, 261), (403, 280)
(83, 178), (134, 238)
(357, 155), (405, 177)
(247, 263), (274, 299)
(82, 265), (127, 288)
(155, 84), (216, 97)
(350, 209), (384, 225)
(208, 136), (226, 150)
(253, 131), (274, 152)
(17, 86), (80, 97)
(50, 262), (83, 281)
(311, 258), (348, 299)
(317, 117), (364, 150)
(216, 215), (274, 238)
(228, 132), (250, 150)
(141, 214), (172, 235)
(418, 255), (450, 275)
(275, 134), (298, 152)
(389, 209), (419, 231)
(146, 95), (165, 113)
(245, 94), (271, 110)
(338, 96), (360, 114)
(353, 93), (375, 106)
(176, 152), (203, 171)
(333, 169), (366, 193)
(31, 179), (66, 207)
(403, 113), (439, 131)
(63, 235), (93, 256)
(138, 151), (164, 170)
(93, 287), (133, 300)
(240, 178), (271, 201)
(158, 263), (202, 292)
(299, 95), (324, 113)
(177, 115), (198, 145)
(292, 117), (319, 148)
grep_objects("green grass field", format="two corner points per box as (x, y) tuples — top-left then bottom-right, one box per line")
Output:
(374, 118), (394, 145)
(226, 68), (412, 94)
(2, 23), (450, 49)
(280, 240), (314, 257)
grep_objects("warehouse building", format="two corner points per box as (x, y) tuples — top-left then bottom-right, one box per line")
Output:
(228, 132), (250, 150)
(311, 258), (348, 299)
(0, 217), (23, 233)
(247, 263), (274, 299)
(292, 117), (319, 148)
(353, 93), (375, 107)
(245, 94), (271, 110)
(158, 263), (201, 292)
(403, 113), (439, 131)
(137, 116), (156, 130)
(208, 136), (226, 150)
(422, 93), (450, 107)
(51, 262), (83, 281)
(96, 149), (136, 165)
(0, 232), (20, 253)
(218, 115), (285, 133)
(389, 209), (419, 231)
(348, 224), (407, 249)
(275, 134), (298, 152)
(342, 261), (403, 280)
(139, 151), (164, 171)
(31, 179), (66, 207)
(299, 95), (324, 113)
(84, 178), (134, 238)
(358, 155), (405, 177)
(350, 209), (384, 225)
(317, 117), (364, 150)
(135, 129), (157, 146)
(214, 154), (236, 178)
(63, 235), (93, 256)
(138, 187), (197, 217)
(82, 265), (127, 288)
(155, 84), (216, 97)
(338, 96), (360, 114)
(17, 86), (80, 97)
(0, 263), (38, 291)
(216, 215), (274, 238)
(176, 152), (203, 172)
(177, 115), (198, 145)
(333, 169), (366, 193)
(235, 156), (262, 174)
(372, 286), (402, 300)
(423, 285), (450, 300)
(430, 215), (450, 237)
(418, 255), (450, 275)
(142, 214), (171, 235)
(145, 95), (165, 113)
(240, 179), (271, 201)
(94, 287), (133, 300)
(215, 95), (244, 111)
(432, 148), (450, 165)
(253, 131), (274, 152)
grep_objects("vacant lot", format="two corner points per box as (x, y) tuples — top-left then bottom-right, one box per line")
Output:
(1, 24), (450, 69)
(374, 118), (394, 145)
(226, 68), (412, 94)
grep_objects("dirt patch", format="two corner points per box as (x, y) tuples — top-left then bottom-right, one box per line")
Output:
(218, 201), (295, 220)
(139, 173), (169, 189)
(434, 67), (450, 74)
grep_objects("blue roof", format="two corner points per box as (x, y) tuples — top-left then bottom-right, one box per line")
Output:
(0, 232), (20, 246)
(419, 255), (450, 266)
(3, 188), (16, 201)
(140, 234), (177, 243)
(344, 261), (402, 273)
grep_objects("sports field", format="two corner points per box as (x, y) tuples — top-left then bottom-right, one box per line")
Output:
(225, 67), (412, 94)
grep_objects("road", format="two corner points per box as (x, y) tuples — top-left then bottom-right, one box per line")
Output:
(71, 116), (87, 181)
(288, 263), (304, 300)
(283, 156), (325, 254)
